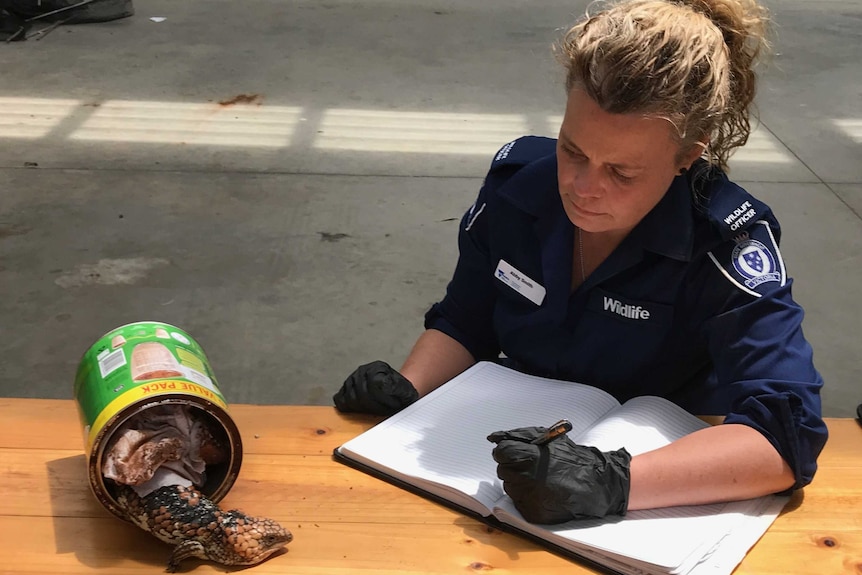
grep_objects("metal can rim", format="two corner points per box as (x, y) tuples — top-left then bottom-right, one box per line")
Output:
(87, 394), (243, 522)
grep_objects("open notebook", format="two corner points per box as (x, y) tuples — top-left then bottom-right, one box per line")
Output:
(334, 362), (788, 575)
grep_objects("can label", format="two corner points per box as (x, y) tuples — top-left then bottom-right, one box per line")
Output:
(74, 321), (229, 454)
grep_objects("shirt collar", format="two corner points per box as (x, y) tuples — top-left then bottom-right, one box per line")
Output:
(630, 173), (695, 262)
(495, 152), (560, 217)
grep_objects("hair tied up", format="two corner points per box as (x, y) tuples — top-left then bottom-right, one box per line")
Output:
(557, 0), (771, 170)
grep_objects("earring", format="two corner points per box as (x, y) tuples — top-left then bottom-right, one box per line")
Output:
(678, 167), (688, 175)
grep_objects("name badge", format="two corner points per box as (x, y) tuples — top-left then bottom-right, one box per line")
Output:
(494, 259), (546, 306)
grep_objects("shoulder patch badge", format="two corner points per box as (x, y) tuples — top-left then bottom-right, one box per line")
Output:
(731, 236), (780, 287)
(707, 221), (786, 297)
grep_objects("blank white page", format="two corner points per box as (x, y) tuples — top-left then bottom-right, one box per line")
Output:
(575, 395), (710, 456)
(493, 495), (762, 570)
(338, 362), (621, 513)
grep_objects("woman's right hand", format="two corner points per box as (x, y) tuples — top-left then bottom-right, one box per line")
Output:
(332, 360), (419, 416)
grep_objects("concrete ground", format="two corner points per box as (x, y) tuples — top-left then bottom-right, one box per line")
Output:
(1, 0), (859, 416)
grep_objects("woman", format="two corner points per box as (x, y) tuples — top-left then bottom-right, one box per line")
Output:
(333, 0), (828, 523)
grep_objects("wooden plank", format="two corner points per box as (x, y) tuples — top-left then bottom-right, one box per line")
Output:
(231, 406), (381, 455)
(735, 529), (862, 575)
(2, 514), (860, 575)
(3, 447), (861, 574)
(2, 400), (860, 575)
(817, 419), (862, 466)
(0, 399), (83, 450)
(4, 446), (860, 522)
(0, 516), (598, 575)
(0, 448), (107, 519)
(3, 398), (856, 461)
(0, 399), (380, 454)
(0, 448), (464, 523)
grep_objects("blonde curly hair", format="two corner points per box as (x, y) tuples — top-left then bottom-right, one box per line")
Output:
(556, 0), (770, 170)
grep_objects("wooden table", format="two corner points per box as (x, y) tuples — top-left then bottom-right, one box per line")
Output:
(1, 399), (860, 574)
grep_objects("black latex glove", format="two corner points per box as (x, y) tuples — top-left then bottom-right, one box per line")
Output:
(487, 426), (631, 524)
(332, 360), (419, 416)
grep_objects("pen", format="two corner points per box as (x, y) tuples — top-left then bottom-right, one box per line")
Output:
(534, 419), (573, 445)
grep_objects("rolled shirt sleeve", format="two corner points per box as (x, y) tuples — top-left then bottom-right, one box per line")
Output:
(700, 218), (828, 489)
(705, 283), (827, 489)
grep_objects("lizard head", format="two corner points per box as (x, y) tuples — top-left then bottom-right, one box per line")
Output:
(218, 514), (293, 566)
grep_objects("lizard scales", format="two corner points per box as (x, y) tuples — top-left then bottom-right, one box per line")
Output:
(116, 484), (292, 572)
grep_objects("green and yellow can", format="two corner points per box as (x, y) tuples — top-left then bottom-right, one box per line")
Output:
(73, 321), (243, 520)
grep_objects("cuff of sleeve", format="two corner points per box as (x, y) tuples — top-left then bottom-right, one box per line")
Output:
(724, 391), (826, 490)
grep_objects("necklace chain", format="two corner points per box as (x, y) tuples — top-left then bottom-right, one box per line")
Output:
(577, 227), (586, 283)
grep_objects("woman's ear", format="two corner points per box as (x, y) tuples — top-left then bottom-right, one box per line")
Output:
(676, 141), (708, 174)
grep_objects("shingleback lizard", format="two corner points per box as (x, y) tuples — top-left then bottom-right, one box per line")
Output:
(116, 484), (293, 572)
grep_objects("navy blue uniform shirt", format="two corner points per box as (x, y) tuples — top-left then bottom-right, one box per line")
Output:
(425, 136), (828, 489)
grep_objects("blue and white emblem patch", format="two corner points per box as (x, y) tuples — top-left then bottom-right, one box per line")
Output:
(708, 220), (786, 297)
(731, 238), (781, 289)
